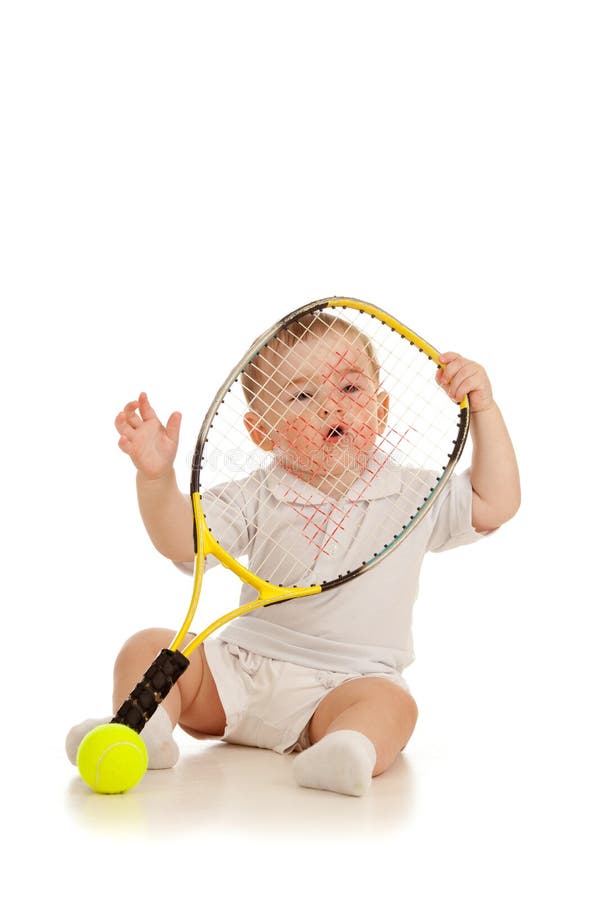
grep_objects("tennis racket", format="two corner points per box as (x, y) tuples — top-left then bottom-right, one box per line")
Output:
(111, 296), (470, 735)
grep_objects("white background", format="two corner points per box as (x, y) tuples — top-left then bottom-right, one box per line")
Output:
(1, 1), (598, 896)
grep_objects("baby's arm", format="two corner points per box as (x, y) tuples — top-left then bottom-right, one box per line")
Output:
(436, 354), (520, 533)
(115, 392), (194, 562)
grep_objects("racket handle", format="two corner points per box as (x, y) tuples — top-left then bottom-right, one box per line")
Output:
(111, 648), (190, 734)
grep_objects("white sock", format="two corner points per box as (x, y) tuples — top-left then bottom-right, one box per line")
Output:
(65, 705), (179, 770)
(292, 730), (377, 797)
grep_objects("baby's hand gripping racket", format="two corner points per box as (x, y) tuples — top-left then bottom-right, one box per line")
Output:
(78, 297), (469, 791)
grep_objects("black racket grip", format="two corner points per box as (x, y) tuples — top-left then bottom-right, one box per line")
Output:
(111, 648), (190, 734)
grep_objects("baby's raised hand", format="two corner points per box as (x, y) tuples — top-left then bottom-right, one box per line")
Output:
(436, 353), (494, 414)
(114, 392), (182, 479)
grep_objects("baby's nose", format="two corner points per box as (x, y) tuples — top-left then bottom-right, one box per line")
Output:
(318, 390), (342, 417)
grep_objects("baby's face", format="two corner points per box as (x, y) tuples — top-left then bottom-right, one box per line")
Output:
(245, 329), (388, 494)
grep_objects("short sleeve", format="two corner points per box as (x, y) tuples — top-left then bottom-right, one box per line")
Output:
(172, 478), (251, 575)
(426, 468), (487, 553)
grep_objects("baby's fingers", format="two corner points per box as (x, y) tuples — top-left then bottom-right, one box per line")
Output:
(435, 354), (472, 402)
(443, 357), (475, 388)
(115, 403), (140, 432)
(437, 353), (465, 384)
(138, 392), (159, 422)
(438, 352), (460, 366)
(447, 373), (479, 402)
(114, 412), (138, 441)
(165, 411), (182, 444)
(115, 399), (143, 433)
(117, 434), (133, 454)
(446, 364), (479, 401)
(114, 408), (131, 435)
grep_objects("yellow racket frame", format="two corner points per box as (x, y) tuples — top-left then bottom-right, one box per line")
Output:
(328, 298), (468, 411)
(170, 495), (321, 659)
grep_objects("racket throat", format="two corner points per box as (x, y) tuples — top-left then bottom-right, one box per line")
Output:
(111, 648), (190, 734)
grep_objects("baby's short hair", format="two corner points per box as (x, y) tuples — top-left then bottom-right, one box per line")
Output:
(241, 312), (380, 408)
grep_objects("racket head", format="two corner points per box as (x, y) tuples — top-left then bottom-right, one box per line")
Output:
(192, 297), (469, 598)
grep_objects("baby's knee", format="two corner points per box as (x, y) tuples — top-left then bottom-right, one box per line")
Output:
(397, 688), (418, 729)
(116, 627), (177, 662)
(369, 680), (419, 740)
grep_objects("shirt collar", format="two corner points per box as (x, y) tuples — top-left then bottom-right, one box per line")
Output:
(265, 449), (407, 506)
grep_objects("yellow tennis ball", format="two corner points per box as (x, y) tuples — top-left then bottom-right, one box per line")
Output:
(77, 722), (148, 794)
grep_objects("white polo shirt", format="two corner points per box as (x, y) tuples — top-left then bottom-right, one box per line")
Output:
(177, 461), (485, 675)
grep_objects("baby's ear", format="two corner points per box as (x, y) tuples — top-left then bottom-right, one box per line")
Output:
(376, 390), (389, 434)
(244, 412), (275, 451)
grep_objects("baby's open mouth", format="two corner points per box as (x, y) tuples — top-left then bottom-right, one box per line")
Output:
(326, 425), (345, 441)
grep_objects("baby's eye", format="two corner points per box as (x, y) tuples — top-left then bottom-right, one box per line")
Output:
(341, 383), (360, 394)
(290, 390), (313, 402)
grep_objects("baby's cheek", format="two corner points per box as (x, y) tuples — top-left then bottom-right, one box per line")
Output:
(271, 424), (292, 451)
(353, 411), (378, 439)
(272, 419), (306, 453)
(288, 417), (320, 449)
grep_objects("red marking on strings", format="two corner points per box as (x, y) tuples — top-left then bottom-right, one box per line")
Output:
(321, 347), (355, 385)
(335, 425), (417, 504)
(379, 424), (417, 452)
(284, 487), (349, 560)
(274, 416), (323, 451)
(321, 353), (376, 409)
(343, 453), (390, 506)
(337, 425), (415, 505)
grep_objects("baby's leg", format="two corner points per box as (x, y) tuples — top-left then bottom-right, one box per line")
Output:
(67, 628), (226, 768)
(293, 676), (418, 796)
(112, 628), (226, 735)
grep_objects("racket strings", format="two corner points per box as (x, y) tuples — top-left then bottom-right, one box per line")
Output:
(199, 308), (461, 586)
(208, 314), (447, 476)
(241, 312), (448, 471)
(206, 314), (454, 557)
(208, 329), (450, 510)
(203, 316), (419, 496)
(220, 323), (454, 490)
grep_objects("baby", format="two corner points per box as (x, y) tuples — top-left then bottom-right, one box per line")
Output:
(67, 313), (520, 796)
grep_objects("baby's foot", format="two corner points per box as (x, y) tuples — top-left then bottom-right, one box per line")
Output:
(292, 729), (376, 796)
(65, 705), (179, 769)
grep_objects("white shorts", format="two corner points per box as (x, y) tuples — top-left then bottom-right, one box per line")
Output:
(202, 638), (411, 755)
